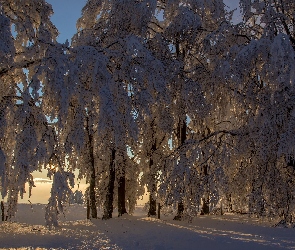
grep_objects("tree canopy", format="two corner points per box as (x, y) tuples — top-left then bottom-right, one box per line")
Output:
(1, 0), (295, 227)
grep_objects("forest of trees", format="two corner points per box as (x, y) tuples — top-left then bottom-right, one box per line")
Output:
(1, 0), (295, 227)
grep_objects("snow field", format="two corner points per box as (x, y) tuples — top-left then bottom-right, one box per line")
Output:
(1, 204), (295, 249)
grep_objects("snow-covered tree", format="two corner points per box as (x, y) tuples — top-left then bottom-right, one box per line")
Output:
(0, 0), (70, 220)
(213, 0), (295, 222)
(63, 0), (190, 220)
(45, 155), (74, 228)
(151, 0), (237, 219)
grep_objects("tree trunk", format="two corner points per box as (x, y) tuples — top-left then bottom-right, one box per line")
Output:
(174, 116), (186, 220)
(118, 166), (127, 217)
(157, 203), (161, 219)
(228, 194), (233, 212)
(201, 198), (210, 215)
(148, 185), (157, 216)
(1, 201), (4, 221)
(174, 202), (184, 220)
(201, 165), (210, 215)
(103, 148), (116, 220)
(86, 199), (90, 219)
(86, 116), (97, 219)
(148, 141), (157, 216)
(89, 167), (97, 218)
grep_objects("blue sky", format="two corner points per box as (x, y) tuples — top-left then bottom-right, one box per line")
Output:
(46, 0), (240, 43)
(46, 0), (86, 43)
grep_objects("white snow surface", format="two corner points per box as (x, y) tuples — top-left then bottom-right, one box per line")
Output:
(0, 204), (295, 250)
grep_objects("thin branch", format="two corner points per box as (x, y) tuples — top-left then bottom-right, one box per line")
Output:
(166, 129), (238, 159)
(0, 58), (42, 78)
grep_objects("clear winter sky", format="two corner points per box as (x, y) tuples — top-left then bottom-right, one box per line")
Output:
(47, 0), (240, 43)
(20, 0), (240, 204)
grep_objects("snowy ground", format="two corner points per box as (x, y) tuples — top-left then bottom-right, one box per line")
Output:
(1, 204), (295, 250)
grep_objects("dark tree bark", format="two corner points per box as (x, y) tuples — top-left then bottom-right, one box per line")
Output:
(175, 39), (187, 219)
(174, 202), (185, 220)
(1, 201), (4, 221)
(148, 139), (157, 216)
(86, 199), (90, 219)
(201, 198), (210, 215)
(148, 189), (157, 216)
(89, 168), (97, 218)
(174, 116), (186, 220)
(201, 165), (209, 215)
(118, 165), (127, 217)
(227, 194), (233, 212)
(157, 203), (161, 219)
(86, 116), (97, 219)
(147, 118), (168, 217)
(103, 148), (116, 220)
